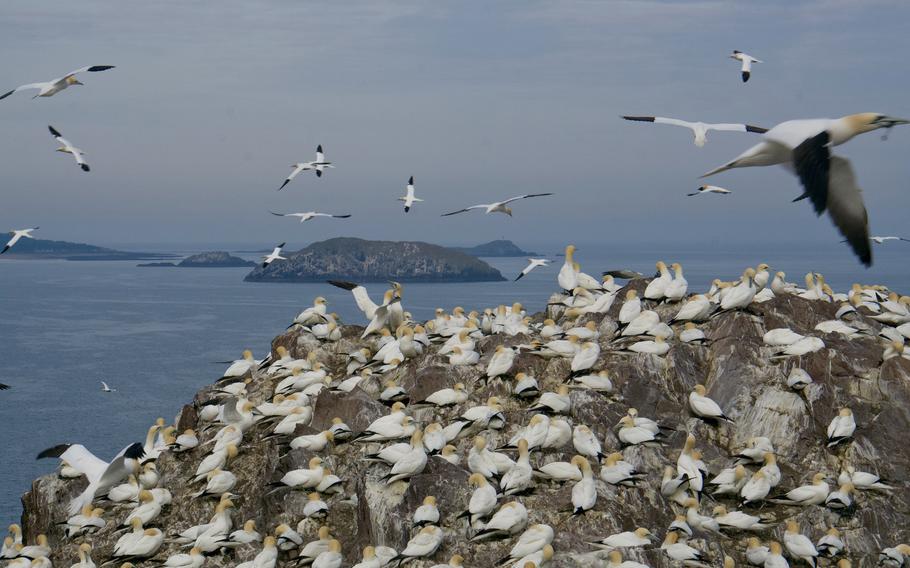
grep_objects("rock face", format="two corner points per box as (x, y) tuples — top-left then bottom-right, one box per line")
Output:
(244, 237), (506, 283)
(178, 251), (255, 268)
(449, 240), (538, 257)
(17, 282), (910, 568)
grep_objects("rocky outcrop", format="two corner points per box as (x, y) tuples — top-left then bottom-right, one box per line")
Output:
(17, 281), (910, 568)
(449, 240), (538, 258)
(178, 251), (255, 268)
(244, 237), (506, 283)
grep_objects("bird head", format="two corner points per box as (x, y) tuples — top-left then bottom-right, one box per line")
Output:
(65, 76), (84, 86)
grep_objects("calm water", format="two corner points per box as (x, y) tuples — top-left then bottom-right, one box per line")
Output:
(1, 242), (908, 525)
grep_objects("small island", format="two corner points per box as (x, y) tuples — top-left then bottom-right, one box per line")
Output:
(1, 238), (174, 261)
(177, 251), (255, 268)
(244, 237), (506, 283)
(449, 239), (537, 257)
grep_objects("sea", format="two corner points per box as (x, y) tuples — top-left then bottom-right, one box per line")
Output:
(1, 241), (908, 526)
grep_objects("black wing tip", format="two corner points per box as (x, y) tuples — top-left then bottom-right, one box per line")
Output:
(328, 280), (358, 290)
(48, 125), (61, 136)
(277, 242), (286, 248)
(622, 115), (655, 122)
(81, 164), (90, 172)
(316, 170), (322, 177)
(745, 125), (768, 133)
(0, 90), (15, 100)
(123, 443), (146, 460)
(37, 443), (72, 460)
(408, 176), (414, 184)
(514, 273), (524, 281)
(87, 65), (116, 72)
(316, 144), (323, 152)
(336, 214), (352, 218)
(277, 180), (290, 191)
(404, 206), (410, 212)
(741, 72), (750, 82)
(0, 383), (9, 390)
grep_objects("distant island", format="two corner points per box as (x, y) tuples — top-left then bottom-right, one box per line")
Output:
(0, 238), (175, 261)
(449, 239), (537, 257)
(139, 252), (255, 268)
(244, 237), (506, 283)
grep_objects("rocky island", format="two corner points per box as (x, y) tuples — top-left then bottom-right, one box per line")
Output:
(15, 271), (910, 568)
(1, 238), (174, 261)
(244, 237), (506, 283)
(449, 240), (538, 257)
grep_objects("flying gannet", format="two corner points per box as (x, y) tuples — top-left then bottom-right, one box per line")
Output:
(687, 185), (731, 197)
(269, 211), (351, 223)
(261, 243), (287, 268)
(622, 115), (767, 146)
(441, 193), (553, 217)
(515, 258), (550, 281)
(703, 112), (910, 265)
(730, 51), (762, 82)
(2, 227), (39, 254)
(0, 65), (115, 100)
(398, 176), (423, 212)
(48, 126), (90, 171)
(278, 145), (334, 190)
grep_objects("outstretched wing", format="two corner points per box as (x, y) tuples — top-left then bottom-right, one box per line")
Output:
(38, 444), (109, 484)
(57, 65), (116, 82)
(500, 193), (554, 205)
(826, 156), (872, 267)
(441, 205), (485, 217)
(707, 123), (768, 134)
(0, 83), (46, 100)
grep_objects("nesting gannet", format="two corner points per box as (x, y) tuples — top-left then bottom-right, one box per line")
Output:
(159, 547), (204, 568)
(398, 176), (423, 212)
(47, 125), (90, 171)
(0, 65), (115, 100)
(1, 227), (39, 254)
(516, 258), (550, 281)
(687, 185), (732, 196)
(571, 456), (597, 514)
(825, 482), (854, 510)
(510, 544), (554, 568)
(730, 51), (762, 82)
(661, 532), (704, 563)
(704, 113), (910, 265)
(689, 384), (733, 422)
(644, 261), (671, 300)
(113, 518), (164, 559)
(838, 464), (893, 491)
(623, 115), (767, 146)
(589, 527), (653, 551)
(826, 408), (856, 447)
(769, 472), (829, 506)
(784, 520), (819, 568)
(472, 501), (529, 541)
(269, 211), (351, 223)
(64, 506), (105, 537)
(261, 243), (286, 268)
(228, 520), (262, 546)
(745, 538), (769, 566)
(70, 542), (95, 568)
(235, 536), (278, 568)
(312, 539), (343, 568)
(441, 193), (554, 217)
(600, 452), (646, 486)
(382, 429), (427, 484)
(393, 526), (443, 563)
(570, 342), (600, 374)
(606, 550), (650, 568)
(37, 442), (144, 514)
(303, 492), (329, 518)
(712, 505), (769, 531)
(816, 528), (844, 558)
(278, 145), (334, 190)
(529, 385), (571, 414)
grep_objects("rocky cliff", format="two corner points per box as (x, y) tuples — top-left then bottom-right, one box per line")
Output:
(15, 277), (910, 568)
(178, 252), (255, 268)
(449, 240), (538, 258)
(244, 237), (506, 283)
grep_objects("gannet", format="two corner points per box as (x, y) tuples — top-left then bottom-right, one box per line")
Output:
(516, 258), (550, 281)
(676, 434), (704, 493)
(825, 482), (854, 510)
(472, 501), (528, 542)
(529, 385), (571, 414)
(784, 520), (819, 568)
(498, 524), (554, 567)
(625, 336), (669, 356)
(600, 452), (646, 486)
(235, 536), (278, 568)
(278, 145), (333, 190)
(826, 408), (855, 447)
(720, 268), (757, 310)
(64, 506), (105, 537)
(644, 261), (671, 300)
(570, 342), (600, 374)
(37, 442), (144, 514)
(122, 490), (162, 525)
(712, 505), (769, 531)
(486, 346), (515, 379)
(312, 540), (343, 568)
(589, 527), (653, 550)
(47, 125), (90, 171)
(664, 263), (688, 301)
(688, 384), (733, 422)
(1, 227), (39, 254)
(704, 113), (910, 265)
(569, 370), (613, 393)
(740, 470), (771, 504)
(15, 535), (49, 559)
(816, 528), (844, 558)
(838, 464), (893, 491)
(194, 444), (238, 481)
(623, 115), (767, 146)
(557, 245), (579, 291)
(159, 547), (204, 568)
(661, 532), (704, 563)
(745, 538), (769, 566)
(764, 541), (789, 568)
(510, 544), (554, 568)
(261, 243), (286, 268)
(534, 457), (582, 482)
(228, 520), (262, 546)
(606, 550), (650, 568)
(382, 429), (427, 484)
(113, 518), (164, 559)
(871, 235), (910, 244)
(621, 310), (660, 337)
(441, 193), (553, 217)
(70, 543), (95, 568)
(618, 290), (641, 324)
(303, 492), (329, 518)
(730, 51), (762, 82)
(393, 526), (443, 563)
(269, 211), (351, 222)
(571, 456), (597, 514)
(398, 176), (423, 212)
(880, 544), (910, 567)
(0, 65), (115, 100)
(499, 439), (533, 495)
(298, 526), (333, 565)
(687, 185), (732, 196)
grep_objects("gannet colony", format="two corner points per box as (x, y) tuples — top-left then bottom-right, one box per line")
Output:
(6, 251), (910, 568)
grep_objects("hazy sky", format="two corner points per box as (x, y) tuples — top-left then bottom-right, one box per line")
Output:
(2, 0), (909, 250)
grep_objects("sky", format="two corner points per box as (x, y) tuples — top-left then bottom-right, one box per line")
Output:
(1, 0), (910, 252)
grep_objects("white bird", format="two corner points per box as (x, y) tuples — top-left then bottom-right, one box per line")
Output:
(571, 456), (597, 514)
(394, 526), (443, 563)
(441, 193), (554, 217)
(689, 384), (733, 422)
(771, 472), (829, 506)
(816, 528), (844, 558)
(236, 536), (278, 568)
(730, 51), (762, 82)
(113, 518), (164, 558)
(826, 408), (856, 447)
(37, 442), (145, 515)
(1, 227), (39, 255)
(473, 501), (528, 541)
(589, 527), (653, 550)
(100, 381), (116, 393)
(661, 532), (704, 564)
(312, 540), (343, 568)
(278, 145), (334, 190)
(687, 185), (732, 196)
(871, 235), (910, 244)
(261, 243), (286, 268)
(644, 261), (671, 300)
(48, 125), (89, 171)
(703, 113), (910, 266)
(764, 542), (789, 568)
(499, 439), (533, 495)
(269, 211), (351, 223)
(515, 258), (550, 281)
(623, 115), (767, 146)
(159, 547), (204, 568)
(784, 520), (819, 568)
(0, 65), (115, 100)
(398, 176), (423, 212)
(571, 342), (600, 374)
(558, 245), (579, 291)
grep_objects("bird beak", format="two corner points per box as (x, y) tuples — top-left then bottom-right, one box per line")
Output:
(74, 80), (84, 86)
(877, 116), (910, 128)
